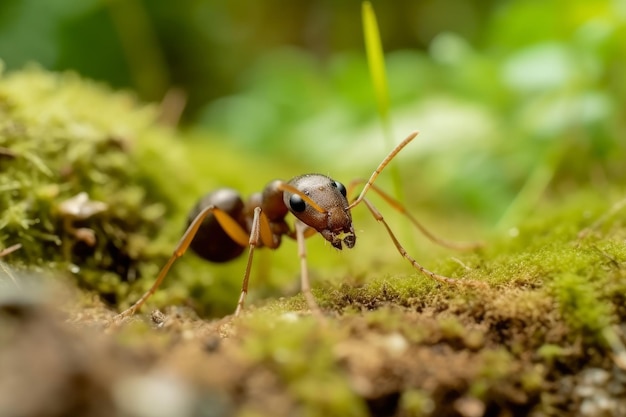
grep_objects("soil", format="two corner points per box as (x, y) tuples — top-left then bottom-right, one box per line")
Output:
(1, 267), (625, 417)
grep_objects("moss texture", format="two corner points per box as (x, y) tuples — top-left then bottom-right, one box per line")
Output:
(0, 64), (209, 307)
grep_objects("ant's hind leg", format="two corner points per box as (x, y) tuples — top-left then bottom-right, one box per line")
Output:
(114, 205), (255, 321)
(234, 207), (264, 316)
(294, 220), (323, 317)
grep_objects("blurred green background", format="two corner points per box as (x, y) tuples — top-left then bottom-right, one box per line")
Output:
(2, 0), (625, 230)
(2, 0), (625, 314)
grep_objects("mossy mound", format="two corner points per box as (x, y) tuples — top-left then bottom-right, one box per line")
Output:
(0, 64), (190, 304)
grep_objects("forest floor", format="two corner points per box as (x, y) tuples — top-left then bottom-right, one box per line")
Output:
(2, 190), (626, 417)
(1, 68), (625, 417)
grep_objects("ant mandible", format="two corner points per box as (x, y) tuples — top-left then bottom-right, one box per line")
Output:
(116, 131), (483, 320)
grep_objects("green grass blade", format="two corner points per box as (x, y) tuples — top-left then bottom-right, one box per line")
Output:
(362, 1), (390, 123)
(496, 142), (564, 230)
(362, 1), (403, 200)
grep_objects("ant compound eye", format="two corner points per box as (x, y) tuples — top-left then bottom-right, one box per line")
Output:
(289, 194), (306, 212)
(332, 181), (347, 197)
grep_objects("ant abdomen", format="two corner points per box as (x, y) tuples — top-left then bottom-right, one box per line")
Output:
(187, 188), (247, 262)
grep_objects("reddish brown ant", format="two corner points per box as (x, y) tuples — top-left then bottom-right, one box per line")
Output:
(116, 131), (483, 320)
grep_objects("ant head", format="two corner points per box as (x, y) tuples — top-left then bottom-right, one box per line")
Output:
(283, 174), (356, 250)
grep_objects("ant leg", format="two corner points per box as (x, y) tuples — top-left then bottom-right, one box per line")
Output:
(294, 220), (323, 317)
(361, 197), (487, 288)
(234, 207), (266, 316)
(348, 179), (483, 251)
(234, 207), (282, 315)
(115, 205), (254, 321)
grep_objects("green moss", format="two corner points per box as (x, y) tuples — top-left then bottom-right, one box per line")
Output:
(398, 389), (434, 417)
(0, 65), (198, 307)
(237, 312), (367, 416)
(438, 316), (466, 340)
(537, 344), (567, 364)
(550, 272), (614, 339)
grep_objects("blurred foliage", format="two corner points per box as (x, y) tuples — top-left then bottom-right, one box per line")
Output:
(1, 0), (623, 228)
(0, 0), (493, 115)
(0, 1), (625, 247)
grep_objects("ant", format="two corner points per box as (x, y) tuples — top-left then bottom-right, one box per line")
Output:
(116, 131), (483, 320)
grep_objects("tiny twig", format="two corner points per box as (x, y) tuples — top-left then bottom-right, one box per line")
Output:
(0, 243), (22, 258)
(0, 243), (22, 289)
(450, 257), (473, 271)
(578, 196), (626, 239)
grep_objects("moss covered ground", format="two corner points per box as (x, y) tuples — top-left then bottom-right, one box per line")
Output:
(1, 67), (625, 417)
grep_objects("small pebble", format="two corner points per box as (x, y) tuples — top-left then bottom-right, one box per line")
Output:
(113, 372), (195, 417)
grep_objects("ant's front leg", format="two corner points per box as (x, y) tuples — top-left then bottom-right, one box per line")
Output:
(347, 179), (484, 251)
(294, 220), (323, 318)
(114, 204), (274, 321)
(360, 197), (487, 289)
